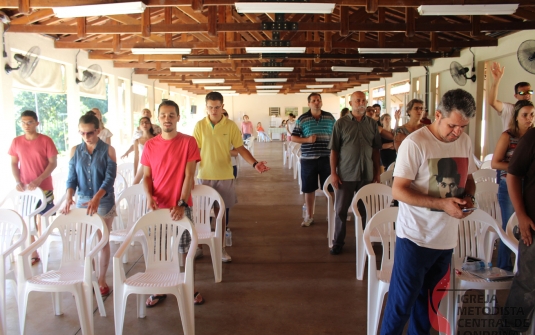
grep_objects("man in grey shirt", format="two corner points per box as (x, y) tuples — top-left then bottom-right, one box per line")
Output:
(328, 91), (382, 255)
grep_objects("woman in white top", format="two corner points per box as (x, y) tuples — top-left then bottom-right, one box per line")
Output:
(133, 117), (155, 184)
(91, 107), (113, 145)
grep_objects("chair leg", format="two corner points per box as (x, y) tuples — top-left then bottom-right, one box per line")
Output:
(176, 288), (195, 335)
(137, 294), (147, 319)
(208, 240), (222, 283)
(18, 288), (29, 335)
(356, 227), (366, 280)
(72, 286), (91, 335)
(114, 289), (127, 335)
(92, 279), (107, 317)
(51, 291), (63, 315)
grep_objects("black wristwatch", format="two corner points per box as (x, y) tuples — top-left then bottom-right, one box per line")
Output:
(253, 161), (259, 168)
(177, 200), (189, 208)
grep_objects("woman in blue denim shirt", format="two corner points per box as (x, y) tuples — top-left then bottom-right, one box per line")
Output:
(61, 112), (117, 296)
(491, 100), (534, 271)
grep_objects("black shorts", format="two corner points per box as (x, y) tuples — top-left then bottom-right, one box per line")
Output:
(300, 156), (331, 193)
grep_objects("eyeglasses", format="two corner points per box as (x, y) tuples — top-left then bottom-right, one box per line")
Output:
(79, 130), (96, 137)
(517, 90), (533, 95)
(20, 120), (36, 126)
(412, 107), (425, 111)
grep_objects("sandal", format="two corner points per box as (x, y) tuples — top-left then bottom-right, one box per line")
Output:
(31, 257), (40, 266)
(100, 286), (110, 296)
(194, 291), (205, 305)
(146, 294), (167, 308)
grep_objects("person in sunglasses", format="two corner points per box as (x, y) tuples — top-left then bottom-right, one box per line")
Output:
(62, 111), (117, 298)
(489, 61), (532, 131)
(394, 99), (425, 151)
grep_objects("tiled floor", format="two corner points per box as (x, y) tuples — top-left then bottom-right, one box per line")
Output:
(4, 141), (510, 335)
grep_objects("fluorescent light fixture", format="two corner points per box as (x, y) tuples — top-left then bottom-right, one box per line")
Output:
(204, 86), (232, 90)
(131, 48), (191, 55)
(331, 66), (374, 73)
(316, 78), (349, 82)
(417, 4), (518, 16)
(53, 1), (146, 18)
(255, 85), (283, 89)
(254, 78), (288, 83)
(258, 92), (279, 96)
(170, 67), (213, 72)
(300, 89), (323, 93)
(192, 78), (225, 84)
(257, 90), (280, 93)
(358, 48), (418, 54)
(246, 47), (306, 54)
(251, 67), (294, 72)
(307, 85), (334, 89)
(236, 2), (335, 14)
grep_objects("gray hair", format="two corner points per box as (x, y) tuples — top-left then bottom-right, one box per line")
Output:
(437, 89), (476, 119)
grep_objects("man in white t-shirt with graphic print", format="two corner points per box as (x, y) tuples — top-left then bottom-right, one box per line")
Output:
(380, 89), (477, 335)
(488, 61), (532, 131)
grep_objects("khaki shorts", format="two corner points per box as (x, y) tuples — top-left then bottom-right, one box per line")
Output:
(198, 179), (237, 209)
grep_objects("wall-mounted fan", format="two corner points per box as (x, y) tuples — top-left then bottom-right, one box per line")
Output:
(76, 64), (102, 89)
(517, 40), (535, 74)
(4, 46), (40, 78)
(450, 61), (476, 86)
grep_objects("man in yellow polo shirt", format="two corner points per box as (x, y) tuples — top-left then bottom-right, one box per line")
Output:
(193, 91), (270, 262)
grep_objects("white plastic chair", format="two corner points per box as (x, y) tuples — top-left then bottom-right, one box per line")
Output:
(17, 209), (109, 335)
(191, 185), (225, 283)
(118, 163), (135, 187)
(443, 209), (518, 335)
(113, 210), (197, 335)
(114, 172), (128, 200)
(363, 207), (398, 335)
(112, 184), (149, 264)
(473, 169), (497, 184)
(244, 136), (255, 155)
(480, 160), (492, 169)
(282, 141), (289, 166)
(323, 176), (336, 249)
(379, 170), (394, 187)
(292, 144), (301, 181)
(474, 181), (502, 262)
(0, 209), (27, 335)
(483, 153), (493, 162)
(0, 188), (46, 249)
(386, 162), (395, 171)
(351, 183), (393, 280)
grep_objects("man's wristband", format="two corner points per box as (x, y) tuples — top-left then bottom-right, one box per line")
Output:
(253, 161), (259, 168)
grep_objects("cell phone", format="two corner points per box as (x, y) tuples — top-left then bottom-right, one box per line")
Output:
(462, 207), (477, 213)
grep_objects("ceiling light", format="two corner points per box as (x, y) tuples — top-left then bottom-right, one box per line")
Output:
(131, 48), (191, 55)
(192, 79), (225, 84)
(211, 90), (236, 94)
(236, 2), (335, 14)
(257, 90), (280, 93)
(254, 78), (288, 83)
(255, 85), (283, 89)
(417, 4), (518, 16)
(307, 85), (334, 89)
(170, 67), (213, 72)
(258, 92), (279, 96)
(246, 47), (306, 54)
(331, 66), (374, 73)
(316, 78), (349, 82)
(300, 89), (323, 93)
(53, 1), (146, 18)
(251, 67), (294, 72)
(204, 86), (232, 90)
(358, 48), (418, 54)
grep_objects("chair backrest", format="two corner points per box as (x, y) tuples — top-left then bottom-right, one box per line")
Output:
(114, 173), (128, 198)
(191, 185), (225, 237)
(0, 209), (27, 272)
(130, 209), (197, 271)
(51, 169), (68, 204)
(115, 184), (149, 231)
(480, 160), (492, 169)
(474, 181), (502, 224)
(505, 212), (519, 242)
(351, 183), (394, 226)
(386, 162), (395, 171)
(0, 188), (46, 219)
(117, 162), (135, 187)
(380, 170), (394, 187)
(483, 154), (493, 162)
(363, 207), (398, 271)
(454, 209), (518, 269)
(473, 169), (497, 184)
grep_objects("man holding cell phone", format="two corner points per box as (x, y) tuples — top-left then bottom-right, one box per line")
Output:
(380, 89), (477, 335)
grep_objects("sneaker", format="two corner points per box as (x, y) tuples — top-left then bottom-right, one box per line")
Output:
(330, 245), (343, 255)
(194, 247), (203, 259)
(301, 217), (314, 227)
(222, 249), (232, 263)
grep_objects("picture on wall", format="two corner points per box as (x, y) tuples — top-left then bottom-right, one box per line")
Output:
(269, 107), (280, 116)
(302, 107), (309, 114)
(285, 107), (298, 116)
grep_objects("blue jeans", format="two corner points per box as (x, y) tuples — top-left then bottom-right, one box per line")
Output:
(497, 178), (515, 271)
(380, 237), (453, 335)
(243, 133), (251, 140)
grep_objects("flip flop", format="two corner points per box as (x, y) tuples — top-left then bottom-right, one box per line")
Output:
(100, 286), (110, 296)
(31, 257), (40, 266)
(194, 291), (205, 305)
(146, 294), (167, 308)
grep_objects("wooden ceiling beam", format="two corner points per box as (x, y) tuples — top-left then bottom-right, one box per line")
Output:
(9, 8), (54, 24)
(18, 0), (30, 14)
(405, 7), (414, 37)
(339, 6), (349, 37)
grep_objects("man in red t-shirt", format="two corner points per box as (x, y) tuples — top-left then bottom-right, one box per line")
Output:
(141, 100), (202, 307)
(8, 110), (58, 265)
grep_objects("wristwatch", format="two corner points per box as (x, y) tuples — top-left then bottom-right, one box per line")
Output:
(177, 200), (189, 208)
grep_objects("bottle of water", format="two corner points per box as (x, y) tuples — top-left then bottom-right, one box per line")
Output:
(462, 261), (491, 271)
(225, 228), (232, 247)
(302, 203), (307, 219)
